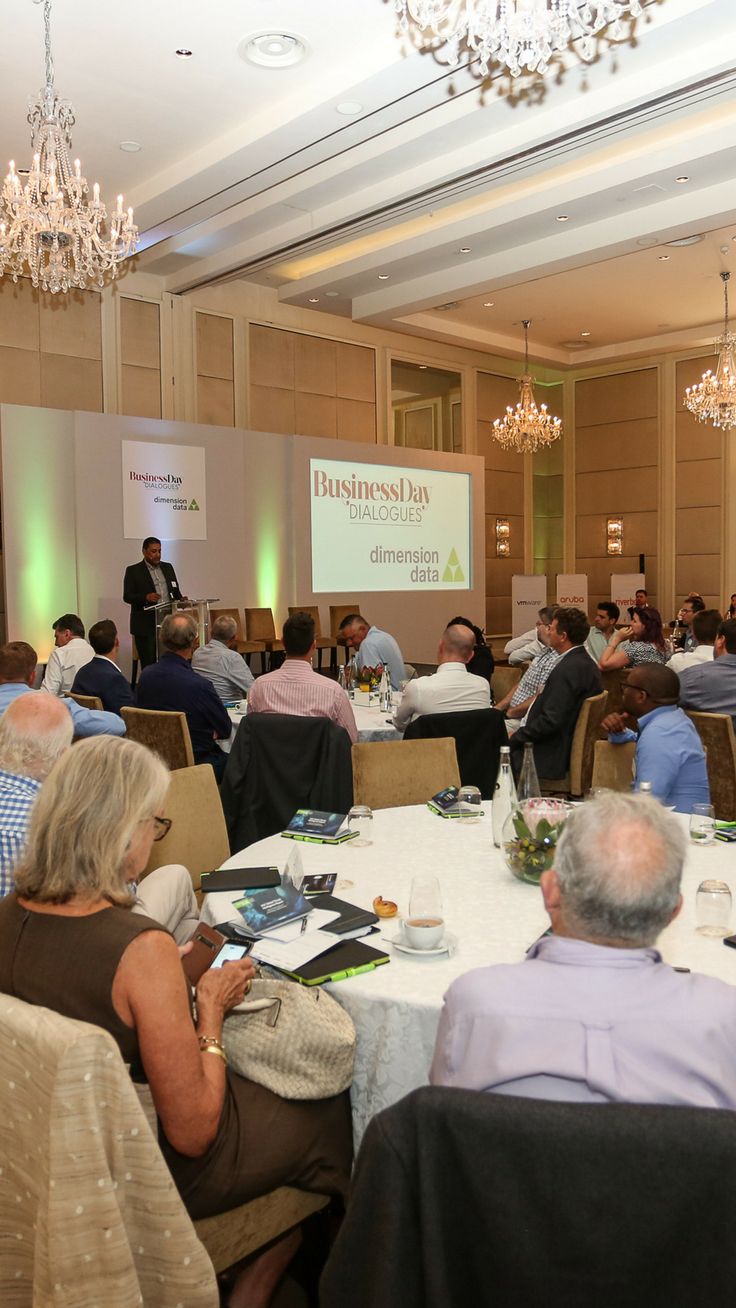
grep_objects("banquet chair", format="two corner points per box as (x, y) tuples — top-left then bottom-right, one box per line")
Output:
(539, 690), (608, 798)
(351, 738), (460, 810)
(591, 739), (636, 792)
(66, 692), (103, 711)
(209, 607), (266, 669)
(321, 1086), (736, 1308)
(329, 602), (360, 673)
(288, 605), (334, 670)
(141, 764), (229, 894)
(403, 708), (506, 798)
(0, 994), (329, 1308)
(120, 706), (195, 770)
(600, 669), (630, 723)
(684, 710), (736, 821)
(490, 664), (521, 705)
(243, 608), (284, 672)
(131, 636), (140, 690)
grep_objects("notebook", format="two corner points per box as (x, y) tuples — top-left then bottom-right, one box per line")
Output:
(200, 866), (280, 894)
(269, 938), (390, 986)
(281, 809), (358, 844)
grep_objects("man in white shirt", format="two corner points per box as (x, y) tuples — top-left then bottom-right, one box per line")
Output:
(41, 613), (94, 695)
(504, 627), (544, 667)
(393, 624), (491, 732)
(668, 608), (719, 676)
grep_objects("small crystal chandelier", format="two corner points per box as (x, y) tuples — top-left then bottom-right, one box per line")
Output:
(684, 272), (736, 432)
(394, 0), (643, 78)
(0, 0), (138, 294)
(493, 320), (562, 453)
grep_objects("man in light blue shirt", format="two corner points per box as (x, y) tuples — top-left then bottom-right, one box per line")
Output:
(0, 641), (125, 739)
(601, 663), (709, 812)
(338, 613), (405, 690)
(192, 613), (254, 702)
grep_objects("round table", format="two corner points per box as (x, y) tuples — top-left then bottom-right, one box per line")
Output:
(200, 806), (736, 1143)
(221, 696), (401, 752)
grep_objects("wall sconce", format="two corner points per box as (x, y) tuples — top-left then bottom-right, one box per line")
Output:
(496, 518), (510, 557)
(607, 517), (623, 556)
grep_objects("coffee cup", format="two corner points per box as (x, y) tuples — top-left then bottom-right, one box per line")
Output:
(403, 916), (445, 950)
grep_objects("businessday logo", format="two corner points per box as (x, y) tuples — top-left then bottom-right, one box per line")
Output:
(122, 440), (207, 540)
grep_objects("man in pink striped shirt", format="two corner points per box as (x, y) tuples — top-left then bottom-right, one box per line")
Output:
(247, 611), (358, 743)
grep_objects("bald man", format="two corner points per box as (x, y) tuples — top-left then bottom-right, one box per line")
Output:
(0, 693), (73, 896)
(601, 663), (709, 811)
(393, 623), (491, 732)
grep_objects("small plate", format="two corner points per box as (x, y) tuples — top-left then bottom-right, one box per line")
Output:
(389, 931), (456, 958)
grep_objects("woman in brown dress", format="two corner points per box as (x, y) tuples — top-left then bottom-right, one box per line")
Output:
(0, 735), (352, 1307)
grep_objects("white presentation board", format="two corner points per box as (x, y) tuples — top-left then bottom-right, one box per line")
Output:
(511, 575), (548, 637)
(556, 574), (588, 610)
(122, 440), (206, 540)
(309, 457), (471, 593)
(611, 573), (646, 613)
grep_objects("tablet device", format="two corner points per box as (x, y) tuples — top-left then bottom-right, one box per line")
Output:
(200, 866), (281, 894)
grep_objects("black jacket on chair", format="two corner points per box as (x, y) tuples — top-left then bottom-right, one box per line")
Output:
(122, 559), (182, 641)
(220, 712), (354, 850)
(403, 708), (506, 798)
(510, 645), (602, 779)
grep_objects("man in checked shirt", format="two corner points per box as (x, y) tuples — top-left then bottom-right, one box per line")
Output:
(0, 693), (73, 898)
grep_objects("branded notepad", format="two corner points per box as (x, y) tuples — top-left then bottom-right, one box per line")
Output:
(233, 882), (311, 937)
(281, 809), (358, 844)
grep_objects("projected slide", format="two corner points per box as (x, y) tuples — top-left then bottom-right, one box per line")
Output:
(310, 457), (471, 593)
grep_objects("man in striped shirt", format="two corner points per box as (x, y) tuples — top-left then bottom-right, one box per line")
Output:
(247, 611), (358, 743)
(0, 693), (73, 897)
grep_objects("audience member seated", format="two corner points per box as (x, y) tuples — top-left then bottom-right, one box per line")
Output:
(0, 736), (352, 1304)
(136, 613), (232, 780)
(431, 791), (736, 1107)
(668, 607), (720, 676)
(597, 605), (668, 671)
(448, 616), (494, 683)
(393, 624), (490, 732)
(71, 619), (136, 715)
(635, 588), (648, 606)
(727, 593), (736, 620)
(338, 613), (405, 691)
(673, 594), (706, 652)
(495, 608), (557, 726)
(41, 613), (94, 695)
(191, 614), (255, 703)
(504, 626), (543, 667)
(602, 664), (709, 812)
(509, 607), (602, 780)
(0, 693), (72, 898)
(248, 611), (357, 743)
(584, 601), (619, 662)
(679, 617), (736, 725)
(0, 641), (125, 739)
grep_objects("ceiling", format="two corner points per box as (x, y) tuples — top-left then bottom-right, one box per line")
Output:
(2, 0), (736, 369)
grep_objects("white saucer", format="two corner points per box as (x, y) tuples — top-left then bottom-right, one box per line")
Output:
(390, 931), (456, 958)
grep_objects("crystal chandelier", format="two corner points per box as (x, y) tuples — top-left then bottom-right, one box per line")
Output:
(684, 272), (736, 432)
(394, 0), (643, 78)
(0, 0), (138, 294)
(493, 320), (562, 453)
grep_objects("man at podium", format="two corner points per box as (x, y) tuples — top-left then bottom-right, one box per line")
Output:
(123, 537), (185, 669)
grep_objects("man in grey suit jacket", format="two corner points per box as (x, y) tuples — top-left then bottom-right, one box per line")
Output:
(509, 607), (602, 780)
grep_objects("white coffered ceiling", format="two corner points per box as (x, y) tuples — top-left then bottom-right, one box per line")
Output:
(2, 0), (736, 367)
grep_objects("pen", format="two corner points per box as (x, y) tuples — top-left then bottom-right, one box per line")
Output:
(300, 917), (308, 935)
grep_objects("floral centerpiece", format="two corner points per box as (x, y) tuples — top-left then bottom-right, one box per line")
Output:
(357, 664), (384, 690)
(502, 798), (568, 886)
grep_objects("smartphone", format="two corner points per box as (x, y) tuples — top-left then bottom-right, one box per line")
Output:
(723, 933), (736, 950)
(302, 872), (337, 896)
(182, 924), (227, 983)
(211, 940), (252, 967)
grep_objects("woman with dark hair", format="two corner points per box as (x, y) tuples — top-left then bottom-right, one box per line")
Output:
(449, 615), (494, 684)
(727, 594), (736, 620)
(598, 605), (668, 671)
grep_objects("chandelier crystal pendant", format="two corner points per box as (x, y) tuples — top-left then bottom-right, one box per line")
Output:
(684, 272), (736, 432)
(0, 0), (138, 294)
(492, 320), (562, 453)
(395, 0), (643, 78)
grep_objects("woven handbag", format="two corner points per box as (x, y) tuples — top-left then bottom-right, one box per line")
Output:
(222, 975), (356, 1100)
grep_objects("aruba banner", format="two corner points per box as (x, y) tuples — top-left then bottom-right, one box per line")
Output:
(122, 440), (206, 540)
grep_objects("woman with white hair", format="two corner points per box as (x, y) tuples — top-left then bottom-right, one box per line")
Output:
(0, 736), (352, 1307)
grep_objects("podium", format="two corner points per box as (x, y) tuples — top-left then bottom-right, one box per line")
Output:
(145, 597), (219, 661)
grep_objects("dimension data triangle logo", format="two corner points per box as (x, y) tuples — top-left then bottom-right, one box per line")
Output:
(188, 499), (200, 511)
(442, 547), (464, 584)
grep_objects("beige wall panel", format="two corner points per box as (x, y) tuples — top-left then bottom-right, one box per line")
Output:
(0, 346), (41, 406)
(39, 289), (101, 361)
(196, 313), (234, 380)
(575, 369), (657, 427)
(119, 298), (160, 369)
(575, 466), (658, 512)
(294, 391), (337, 439)
(250, 383), (295, 435)
(294, 335), (336, 397)
(477, 371), (517, 418)
(41, 353), (102, 412)
(486, 596), (511, 631)
(676, 505), (722, 555)
(534, 517), (564, 558)
(336, 342), (375, 401)
(0, 278), (40, 351)
(675, 459), (721, 508)
(485, 514), (523, 559)
(534, 442), (564, 476)
(476, 422), (525, 472)
(485, 468), (524, 515)
(485, 556), (521, 594)
(542, 385), (563, 421)
(675, 410), (722, 461)
(404, 406), (434, 450)
(250, 324), (295, 390)
(197, 375), (234, 427)
(675, 556), (721, 597)
(576, 418), (658, 472)
(120, 365), (162, 419)
(578, 557), (652, 594)
(337, 397), (376, 443)
(576, 511), (656, 557)
(676, 355), (716, 399)
(534, 474), (564, 516)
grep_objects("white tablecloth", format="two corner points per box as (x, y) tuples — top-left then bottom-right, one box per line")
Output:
(200, 807), (736, 1143)
(220, 695), (401, 752)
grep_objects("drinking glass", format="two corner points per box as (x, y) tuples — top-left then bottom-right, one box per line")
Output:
(695, 879), (732, 937)
(408, 875), (443, 923)
(457, 785), (482, 823)
(689, 803), (716, 845)
(347, 805), (373, 847)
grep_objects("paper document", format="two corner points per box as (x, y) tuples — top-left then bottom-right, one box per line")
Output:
(252, 928), (342, 971)
(264, 907), (339, 943)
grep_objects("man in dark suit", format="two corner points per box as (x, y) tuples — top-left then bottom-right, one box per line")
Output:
(123, 537), (184, 669)
(510, 606), (602, 780)
(71, 620), (135, 716)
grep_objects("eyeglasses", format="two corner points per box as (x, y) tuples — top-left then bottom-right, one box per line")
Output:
(152, 815), (172, 842)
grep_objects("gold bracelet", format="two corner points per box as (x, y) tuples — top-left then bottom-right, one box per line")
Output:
(202, 1043), (228, 1066)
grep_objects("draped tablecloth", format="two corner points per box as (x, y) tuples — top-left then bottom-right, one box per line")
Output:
(200, 806), (736, 1143)
(221, 694), (401, 752)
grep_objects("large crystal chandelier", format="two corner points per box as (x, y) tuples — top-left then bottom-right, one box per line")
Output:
(684, 272), (736, 432)
(493, 320), (562, 453)
(0, 0), (138, 294)
(395, 0), (643, 78)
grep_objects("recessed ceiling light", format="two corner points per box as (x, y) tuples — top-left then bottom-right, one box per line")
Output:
(175, 48), (193, 59)
(666, 234), (703, 247)
(16, 167), (29, 176)
(556, 214), (569, 222)
(324, 290), (340, 297)
(308, 297), (319, 303)
(459, 246), (471, 253)
(418, 365), (428, 370)
(636, 236), (658, 247)
(483, 301), (494, 307)
(377, 273), (390, 280)
(336, 101), (363, 116)
(658, 254), (670, 261)
(580, 330), (591, 337)
(240, 31), (308, 68)
(119, 140), (142, 153)
(675, 175), (689, 183)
